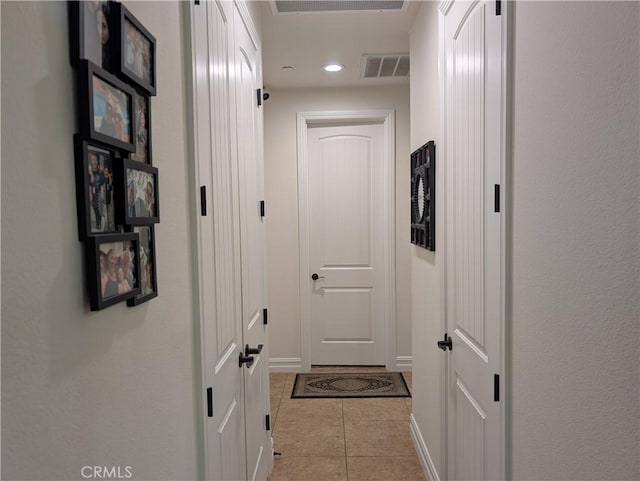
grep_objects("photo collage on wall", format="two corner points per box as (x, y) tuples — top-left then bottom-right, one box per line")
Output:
(70, 1), (159, 311)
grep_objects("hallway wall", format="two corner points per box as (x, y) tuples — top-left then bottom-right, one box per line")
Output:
(408, 1), (443, 476)
(510, 2), (639, 479)
(1, 2), (200, 480)
(263, 85), (411, 368)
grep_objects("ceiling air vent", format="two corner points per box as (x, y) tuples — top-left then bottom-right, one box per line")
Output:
(272, 1), (406, 14)
(361, 54), (410, 79)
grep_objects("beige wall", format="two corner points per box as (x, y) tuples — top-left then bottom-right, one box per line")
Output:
(263, 85), (412, 365)
(408, 0), (444, 475)
(510, 2), (639, 479)
(1, 2), (201, 480)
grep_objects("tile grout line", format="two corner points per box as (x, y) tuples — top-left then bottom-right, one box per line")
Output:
(270, 373), (289, 435)
(278, 375), (286, 430)
(342, 398), (350, 481)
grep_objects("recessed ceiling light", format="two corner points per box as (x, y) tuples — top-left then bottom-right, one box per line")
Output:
(323, 64), (344, 73)
(282, 65), (294, 70)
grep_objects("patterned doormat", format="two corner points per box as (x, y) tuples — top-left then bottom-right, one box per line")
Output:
(291, 372), (411, 398)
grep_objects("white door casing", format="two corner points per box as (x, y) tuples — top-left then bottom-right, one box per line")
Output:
(440, 0), (507, 480)
(297, 111), (396, 371)
(189, 2), (246, 480)
(232, 2), (271, 480)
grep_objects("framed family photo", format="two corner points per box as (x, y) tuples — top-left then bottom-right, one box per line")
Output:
(114, 3), (157, 96)
(74, 135), (119, 239)
(116, 159), (159, 225)
(68, 0), (112, 70)
(78, 60), (137, 153)
(126, 226), (158, 306)
(86, 233), (141, 311)
(132, 91), (152, 164)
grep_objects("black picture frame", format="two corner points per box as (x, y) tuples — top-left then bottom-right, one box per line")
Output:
(113, 3), (157, 96)
(78, 60), (137, 153)
(411, 141), (436, 251)
(116, 159), (160, 225)
(74, 134), (121, 240)
(86, 232), (141, 311)
(68, 0), (113, 70)
(131, 90), (152, 164)
(126, 225), (158, 306)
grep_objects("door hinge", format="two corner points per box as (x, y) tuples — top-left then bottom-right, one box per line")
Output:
(257, 88), (262, 107)
(496, 0), (501, 15)
(260, 200), (265, 217)
(494, 184), (500, 213)
(265, 414), (271, 431)
(200, 185), (207, 216)
(494, 374), (500, 402)
(206, 387), (213, 417)
(263, 308), (268, 325)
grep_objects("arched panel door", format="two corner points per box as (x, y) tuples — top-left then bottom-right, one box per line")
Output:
(442, 1), (507, 479)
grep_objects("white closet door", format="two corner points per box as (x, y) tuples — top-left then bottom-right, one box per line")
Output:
(442, 1), (506, 479)
(231, 3), (270, 481)
(192, 1), (246, 480)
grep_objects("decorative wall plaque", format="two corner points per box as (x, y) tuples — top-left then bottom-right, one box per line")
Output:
(411, 141), (435, 251)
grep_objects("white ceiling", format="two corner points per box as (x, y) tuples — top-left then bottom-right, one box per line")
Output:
(260, 1), (422, 89)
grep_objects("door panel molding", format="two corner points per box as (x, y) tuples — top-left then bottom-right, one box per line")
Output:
(297, 110), (396, 371)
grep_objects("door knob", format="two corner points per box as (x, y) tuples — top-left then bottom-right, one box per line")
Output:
(239, 352), (255, 368)
(437, 333), (453, 351)
(245, 344), (263, 355)
(311, 273), (325, 280)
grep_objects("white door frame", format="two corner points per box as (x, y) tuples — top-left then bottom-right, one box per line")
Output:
(297, 110), (397, 372)
(438, 0), (510, 479)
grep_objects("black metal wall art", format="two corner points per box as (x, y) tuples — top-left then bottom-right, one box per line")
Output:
(411, 141), (436, 251)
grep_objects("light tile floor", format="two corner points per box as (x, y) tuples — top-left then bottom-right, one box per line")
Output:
(268, 368), (427, 481)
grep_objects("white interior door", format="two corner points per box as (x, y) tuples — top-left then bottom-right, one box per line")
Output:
(232, 4), (271, 481)
(307, 123), (387, 366)
(191, 2), (246, 480)
(442, 1), (506, 479)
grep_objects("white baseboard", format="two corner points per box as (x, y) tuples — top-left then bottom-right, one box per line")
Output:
(271, 357), (410, 372)
(269, 358), (303, 372)
(395, 355), (412, 369)
(410, 414), (441, 481)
